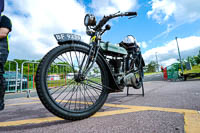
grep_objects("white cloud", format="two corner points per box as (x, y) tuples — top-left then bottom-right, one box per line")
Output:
(138, 41), (148, 49)
(143, 36), (200, 66)
(90, 0), (138, 16)
(5, 0), (89, 60)
(160, 58), (178, 67)
(147, 0), (200, 41)
(147, 0), (200, 24)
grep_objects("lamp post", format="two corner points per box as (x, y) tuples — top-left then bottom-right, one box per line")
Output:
(155, 52), (159, 72)
(175, 37), (184, 73)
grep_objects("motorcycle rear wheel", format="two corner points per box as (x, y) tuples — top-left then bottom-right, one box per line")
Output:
(36, 43), (109, 120)
(132, 57), (143, 89)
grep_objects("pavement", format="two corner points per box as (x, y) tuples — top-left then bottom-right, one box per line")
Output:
(143, 73), (164, 82)
(0, 79), (200, 133)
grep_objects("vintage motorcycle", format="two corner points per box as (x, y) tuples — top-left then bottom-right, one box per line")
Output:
(36, 11), (145, 120)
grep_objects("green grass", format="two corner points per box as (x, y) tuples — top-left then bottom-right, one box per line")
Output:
(26, 77), (102, 89)
(144, 72), (162, 76)
(184, 65), (200, 74)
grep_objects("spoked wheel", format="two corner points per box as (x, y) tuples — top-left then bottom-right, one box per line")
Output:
(36, 43), (109, 120)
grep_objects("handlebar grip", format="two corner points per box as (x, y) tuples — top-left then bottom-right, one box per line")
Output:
(125, 12), (137, 16)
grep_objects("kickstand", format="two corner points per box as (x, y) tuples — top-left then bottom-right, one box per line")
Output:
(127, 87), (129, 96)
(141, 80), (144, 96)
(126, 81), (145, 96)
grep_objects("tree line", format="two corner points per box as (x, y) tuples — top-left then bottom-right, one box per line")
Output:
(4, 49), (200, 74)
(4, 59), (72, 76)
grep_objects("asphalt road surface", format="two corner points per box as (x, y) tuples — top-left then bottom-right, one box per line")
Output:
(0, 79), (200, 133)
(143, 73), (164, 82)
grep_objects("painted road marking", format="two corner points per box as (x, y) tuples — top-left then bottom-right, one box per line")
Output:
(2, 98), (200, 133)
(6, 101), (41, 106)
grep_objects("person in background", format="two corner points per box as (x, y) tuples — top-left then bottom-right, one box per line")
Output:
(0, 0), (12, 111)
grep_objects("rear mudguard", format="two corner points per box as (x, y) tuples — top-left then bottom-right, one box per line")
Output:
(57, 40), (121, 93)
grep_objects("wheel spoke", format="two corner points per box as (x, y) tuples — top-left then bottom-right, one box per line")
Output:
(85, 84), (97, 101)
(85, 82), (100, 97)
(63, 84), (78, 108)
(58, 82), (77, 104)
(49, 78), (74, 95)
(53, 80), (75, 100)
(85, 79), (107, 91)
(73, 46), (80, 70)
(82, 83), (94, 104)
(81, 81), (103, 93)
(60, 54), (73, 68)
(69, 51), (76, 73)
(79, 83), (90, 109)
(78, 53), (87, 74)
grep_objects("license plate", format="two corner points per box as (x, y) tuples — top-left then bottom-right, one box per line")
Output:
(54, 33), (81, 43)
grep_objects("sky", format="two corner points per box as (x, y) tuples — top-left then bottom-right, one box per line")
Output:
(3, 0), (200, 67)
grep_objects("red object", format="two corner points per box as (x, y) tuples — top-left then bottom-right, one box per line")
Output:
(163, 67), (168, 80)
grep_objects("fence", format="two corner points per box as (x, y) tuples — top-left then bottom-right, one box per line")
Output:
(4, 60), (18, 93)
(47, 63), (71, 90)
(4, 60), (39, 97)
(4, 60), (70, 97)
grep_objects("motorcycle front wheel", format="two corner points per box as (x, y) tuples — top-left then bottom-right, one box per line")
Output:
(36, 43), (109, 120)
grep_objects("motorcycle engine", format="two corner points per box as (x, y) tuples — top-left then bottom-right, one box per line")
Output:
(109, 59), (121, 74)
(123, 73), (137, 86)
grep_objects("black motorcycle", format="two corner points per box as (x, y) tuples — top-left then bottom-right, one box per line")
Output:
(36, 11), (145, 120)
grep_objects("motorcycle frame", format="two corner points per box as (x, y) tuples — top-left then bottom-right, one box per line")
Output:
(65, 36), (143, 93)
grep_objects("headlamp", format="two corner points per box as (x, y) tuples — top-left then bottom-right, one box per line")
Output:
(84, 14), (96, 26)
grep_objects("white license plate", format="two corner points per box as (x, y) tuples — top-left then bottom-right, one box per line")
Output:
(54, 33), (81, 43)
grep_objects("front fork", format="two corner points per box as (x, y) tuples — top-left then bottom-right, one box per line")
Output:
(78, 40), (100, 78)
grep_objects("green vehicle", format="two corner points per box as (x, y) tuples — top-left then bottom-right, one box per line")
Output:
(36, 11), (145, 120)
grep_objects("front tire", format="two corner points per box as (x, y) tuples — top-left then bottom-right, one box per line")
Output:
(36, 43), (109, 120)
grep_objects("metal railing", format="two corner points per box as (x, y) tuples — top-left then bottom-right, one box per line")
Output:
(5, 60), (70, 98)
(20, 61), (39, 97)
(5, 60), (18, 93)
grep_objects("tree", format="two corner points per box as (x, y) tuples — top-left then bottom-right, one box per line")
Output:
(187, 56), (196, 66)
(146, 61), (157, 73)
(194, 56), (200, 65)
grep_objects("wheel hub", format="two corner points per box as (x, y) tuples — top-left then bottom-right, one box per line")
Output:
(74, 73), (85, 82)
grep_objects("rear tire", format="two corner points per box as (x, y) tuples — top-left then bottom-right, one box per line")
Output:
(36, 43), (109, 120)
(132, 57), (143, 89)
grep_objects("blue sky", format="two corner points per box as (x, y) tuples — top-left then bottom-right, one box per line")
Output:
(4, 0), (200, 66)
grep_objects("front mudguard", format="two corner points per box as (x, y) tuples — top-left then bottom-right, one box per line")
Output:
(57, 40), (121, 93)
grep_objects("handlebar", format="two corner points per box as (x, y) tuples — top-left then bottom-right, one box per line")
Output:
(94, 11), (137, 31)
(124, 12), (137, 16)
